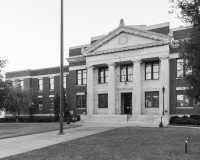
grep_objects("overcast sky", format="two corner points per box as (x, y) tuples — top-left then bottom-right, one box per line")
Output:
(0, 0), (183, 74)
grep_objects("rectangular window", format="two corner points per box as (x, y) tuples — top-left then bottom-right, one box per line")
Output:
(49, 97), (54, 110)
(63, 76), (66, 89)
(49, 77), (54, 90)
(98, 94), (108, 108)
(76, 95), (86, 108)
(120, 65), (133, 82)
(77, 70), (87, 85)
(99, 67), (108, 83)
(38, 98), (43, 110)
(177, 59), (192, 78)
(38, 79), (43, 91)
(176, 90), (193, 107)
(145, 92), (159, 108)
(20, 80), (24, 89)
(145, 62), (159, 80)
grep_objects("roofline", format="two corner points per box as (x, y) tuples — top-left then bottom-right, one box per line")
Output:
(5, 65), (69, 74)
(171, 27), (187, 31)
(91, 35), (106, 41)
(69, 44), (90, 50)
(145, 22), (169, 30)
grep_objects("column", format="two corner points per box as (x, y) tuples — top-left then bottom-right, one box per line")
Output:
(132, 60), (142, 115)
(86, 65), (94, 115)
(160, 57), (170, 115)
(107, 63), (116, 115)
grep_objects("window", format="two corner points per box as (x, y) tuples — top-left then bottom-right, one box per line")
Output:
(49, 97), (54, 110)
(77, 70), (87, 85)
(98, 94), (108, 108)
(49, 77), (54, 90)
(177, 59), (192, 78)
(20, 80), (24, 89)
(145, 62), (159, 80)
(63, 76), (66, 89)
(176, 90), (193, 107)
(120, 65), (133, 82)
(38, 98), (43, 110)
(145, 92), (159, 108)
(76, 95), (86, 108)
(99, 67), (108, 83)
(38, 79), (43, 91)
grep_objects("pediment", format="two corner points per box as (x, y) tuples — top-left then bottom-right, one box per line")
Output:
(82, 26), (172, 56)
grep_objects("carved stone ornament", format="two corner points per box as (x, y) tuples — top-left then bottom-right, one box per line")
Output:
(118, 36), (128, 45)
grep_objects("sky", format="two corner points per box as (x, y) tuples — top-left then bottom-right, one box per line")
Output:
(0, 0), (183, 74)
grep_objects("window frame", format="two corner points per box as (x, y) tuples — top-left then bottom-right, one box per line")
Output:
(38, 98), (43, 110)
(176, 90), (193, 107)
(120, 64), (133, 82)
(145, 91), (159, 108)
(76, 95), (86, 108)
(176, 58), (192, 78)
(49, 77), (54, 90)
(38, 79), (43, 91)
(20, 80), (24, 89)
(99, 67), (108, 84)
(49, 97), (54, 110)
(145, 61), (159, 80)
(98, 94), (108, 108)
(76, 69), (87, 85)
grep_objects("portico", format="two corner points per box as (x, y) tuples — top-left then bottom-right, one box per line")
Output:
(82, 22), (172, 117)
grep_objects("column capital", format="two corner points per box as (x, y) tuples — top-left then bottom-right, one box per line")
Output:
(86, 65), (94, 69)
(132, 59), (142, 63)
(107, 62), (116, 67)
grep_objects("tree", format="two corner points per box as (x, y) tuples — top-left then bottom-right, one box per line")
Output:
(169, 0), (200, 103)
(0, 81), (34, 122)
(0, 57), (7, 79)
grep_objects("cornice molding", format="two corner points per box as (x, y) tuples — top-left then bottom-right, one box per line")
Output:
(82, 25), (172, 57)
(66, 55), (86, 63)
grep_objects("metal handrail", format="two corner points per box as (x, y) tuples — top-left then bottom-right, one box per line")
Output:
(127, 109), (132, 122)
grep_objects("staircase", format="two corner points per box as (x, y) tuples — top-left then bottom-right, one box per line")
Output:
(80, 115), (170, 126)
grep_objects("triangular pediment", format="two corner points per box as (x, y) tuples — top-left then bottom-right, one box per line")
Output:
(82, 26), (172, 56)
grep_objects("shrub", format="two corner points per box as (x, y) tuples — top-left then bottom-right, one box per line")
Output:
(174, 117), (195, 124)
(190, 115), (200, 120)
(170, 116), (179, 124)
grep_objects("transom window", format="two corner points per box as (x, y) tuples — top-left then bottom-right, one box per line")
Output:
(145, 92), (159, 108)
(120, 64), (133, 82)
(177, 59), (192, 78)
(176, 90), (193, 107)
(49, 77), (54, 90)
(145, 62), (159, 80)
(76, 95), (86, 108)
(38, 79), (43, 91)
(99, 67), (108, 83)
(49, 97), (54, 110)
(77, 70), (87, 85)
(98, 94), (108, 108)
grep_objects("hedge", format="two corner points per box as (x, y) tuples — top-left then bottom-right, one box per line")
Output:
(170, 115), (200, 125)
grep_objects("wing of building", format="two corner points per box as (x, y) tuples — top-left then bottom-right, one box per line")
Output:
(5, 20), (195, 125)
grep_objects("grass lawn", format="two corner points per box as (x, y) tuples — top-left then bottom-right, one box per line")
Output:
(0, 123), (81, 139)
(2, 126), (200, 160)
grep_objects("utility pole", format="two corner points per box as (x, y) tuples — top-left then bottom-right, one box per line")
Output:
(59, 0), (64, 135)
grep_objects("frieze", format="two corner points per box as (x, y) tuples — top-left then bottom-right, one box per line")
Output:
(87, 45), (169, 62)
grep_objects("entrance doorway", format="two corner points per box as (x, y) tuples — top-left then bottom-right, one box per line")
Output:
(121, 93), (132, 114)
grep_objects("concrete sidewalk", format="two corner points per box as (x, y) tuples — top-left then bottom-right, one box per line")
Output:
(0, 122), (124, 159)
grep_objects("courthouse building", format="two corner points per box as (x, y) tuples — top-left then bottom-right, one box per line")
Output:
(5, 20), (199, 124)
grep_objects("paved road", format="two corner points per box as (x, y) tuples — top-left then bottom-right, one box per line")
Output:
(0, 122), (125, 159)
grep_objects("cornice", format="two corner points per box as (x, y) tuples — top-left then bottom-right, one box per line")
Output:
(82, 25), (172, 57)
(66, 55), (86, 63)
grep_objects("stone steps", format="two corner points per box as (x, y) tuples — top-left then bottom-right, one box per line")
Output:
(80, 115), (170, 125)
